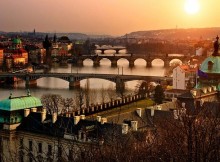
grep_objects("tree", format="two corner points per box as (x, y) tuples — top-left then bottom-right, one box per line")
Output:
(60, 98), (74, 114)
(41, 94), (62, 114)
(154, 85), (164, 104)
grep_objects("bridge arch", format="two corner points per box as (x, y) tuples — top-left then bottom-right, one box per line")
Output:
(151, 58), (165, 67)
(169, 58), (183, 66)
(99, 57), (112, 66)
(83, 58), (94, 66)
(117, 58), (130, 67)
(133, 58), (147, 67)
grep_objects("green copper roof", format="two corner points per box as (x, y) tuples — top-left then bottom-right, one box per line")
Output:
(12, 38), (22, 44)
(0, 96), (42, 111)
(200, 56), (220, 73)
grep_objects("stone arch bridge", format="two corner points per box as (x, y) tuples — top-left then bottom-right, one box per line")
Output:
(69, 53), (190, 67)
(0, 73), (172, 90)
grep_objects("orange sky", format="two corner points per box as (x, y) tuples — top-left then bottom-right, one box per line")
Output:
(1, 0), (219, 36)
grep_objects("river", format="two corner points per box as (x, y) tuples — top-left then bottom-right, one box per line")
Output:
(0, 50), (171, 101)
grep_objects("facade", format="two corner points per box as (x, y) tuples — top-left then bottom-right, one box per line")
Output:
(0, 49), (3, 68)
(3, 38), (28, 71)
(173, 65), (197, 90)
(0, 93), (125, 162)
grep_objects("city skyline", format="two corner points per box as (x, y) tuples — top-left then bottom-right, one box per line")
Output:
(1, 0), (220, 36)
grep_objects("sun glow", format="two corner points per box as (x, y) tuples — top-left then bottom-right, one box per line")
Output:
(184, 0), (200, 15)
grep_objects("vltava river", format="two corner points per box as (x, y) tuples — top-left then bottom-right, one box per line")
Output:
(0, 50), (169, 101)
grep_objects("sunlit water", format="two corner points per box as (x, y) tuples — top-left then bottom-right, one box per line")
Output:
(0, 50), (170, 102)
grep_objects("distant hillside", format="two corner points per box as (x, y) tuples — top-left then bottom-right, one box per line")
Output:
(125, 27), (220, 40)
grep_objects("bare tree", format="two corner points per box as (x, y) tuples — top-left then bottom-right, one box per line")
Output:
(60, 98), (74, 114)
(41, 94), (62, 114)
(74, 88), (84, 111)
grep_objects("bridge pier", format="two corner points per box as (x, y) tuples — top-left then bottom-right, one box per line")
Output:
(129, 60), (134, 68)
(116, 78), (125, 92)
(25, 80), (37, 88)
(101, 49), (105, 54)
(147, 60), (152, 67)
(93, 60), (100, 67)
(164, 60), (170, 67)
(69, 81), (80, 89)
(111, 60), (117, 67)
(115, 49), (120, 54)
(77, 60), (83, 67)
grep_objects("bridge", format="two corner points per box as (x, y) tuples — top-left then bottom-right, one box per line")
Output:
(0, 73), (172, 90)
(70, 53), (191, 67)
(96, 46), (126, 54)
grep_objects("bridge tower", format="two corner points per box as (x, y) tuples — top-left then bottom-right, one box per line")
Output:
(43, 35), (52, 68)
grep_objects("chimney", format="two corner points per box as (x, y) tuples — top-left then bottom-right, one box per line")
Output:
(122, 123), (129, 134)
(101, 117), (107, 124)
(173, 110), (178, 119)
(181, 102), (186, 108)
(80, 115), (85, 120)
(31, 108), (37, 112)
(136, 108), (142, 117)
(212, 86), (217, 91)
(24, 109), (30, 117)
(41, 111), (46, 122)
(131, 121), (138, 131)
(151, 109), (155, 116)
(52, 113), (57, 123)
(42, 108), (46, 113)
(191, 90), (197, 96)
(74, 116), (80, 125)
(97, 116), (101, 122)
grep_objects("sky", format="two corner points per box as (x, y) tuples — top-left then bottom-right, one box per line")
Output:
(1, 0), (220, 36)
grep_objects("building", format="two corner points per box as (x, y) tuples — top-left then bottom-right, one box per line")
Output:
(0, 49), (3, 69)
(177, 36), (220, 111)
(3, 38), (28, 71)
(172, 64), (197, 90)
(0, 92), (124, 162)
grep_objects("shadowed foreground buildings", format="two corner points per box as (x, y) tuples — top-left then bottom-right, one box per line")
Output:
(0, 91), (219, 162)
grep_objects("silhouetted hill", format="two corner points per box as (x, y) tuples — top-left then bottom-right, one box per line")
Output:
(125, 27), (220, 40)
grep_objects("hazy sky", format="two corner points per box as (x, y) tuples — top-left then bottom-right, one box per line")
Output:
(1, 0), (219, 36)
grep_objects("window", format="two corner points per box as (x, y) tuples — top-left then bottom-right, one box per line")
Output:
(38, 143), (42, 153)
(29, 141), (32, 151)
(19, 150), (24, 162)
(48, 144), (52, 156)
(20, 138), (23, 149)
(58, 146), (62, 157)
(68, 149), (73, 161)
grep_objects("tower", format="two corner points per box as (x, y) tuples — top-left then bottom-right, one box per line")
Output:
(43, 35), (52, 66)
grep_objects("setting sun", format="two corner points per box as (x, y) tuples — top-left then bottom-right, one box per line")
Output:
(184, 0), (200, 15)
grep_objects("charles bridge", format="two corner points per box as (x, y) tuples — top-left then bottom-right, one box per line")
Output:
(67, 53), (191, 67)
(95, 46), (126, 54)
(0, 72), (172, 90)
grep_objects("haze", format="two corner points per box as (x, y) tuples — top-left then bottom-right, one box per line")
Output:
(1, 0), (220, 36)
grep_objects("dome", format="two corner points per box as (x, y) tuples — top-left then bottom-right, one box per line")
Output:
(0, 96), (42, 111)
(12, 38), (22, 44)
(200, 56), (220, 73)
(58, 36), (70, 43)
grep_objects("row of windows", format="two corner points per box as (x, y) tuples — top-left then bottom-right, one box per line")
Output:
(20, 138), (74, 161)
(20, 139), (52, 155)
